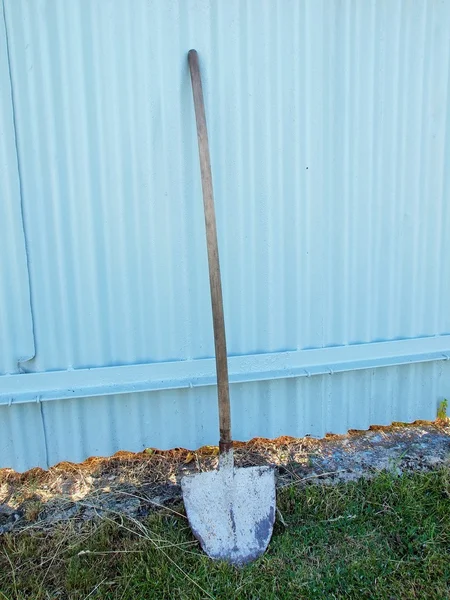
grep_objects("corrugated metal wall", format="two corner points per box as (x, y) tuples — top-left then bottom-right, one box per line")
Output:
(0, 4), (34, 375)
(1, 0), (450, 471)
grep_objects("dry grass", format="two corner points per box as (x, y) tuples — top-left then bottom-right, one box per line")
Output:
(1, 422), (449, 534)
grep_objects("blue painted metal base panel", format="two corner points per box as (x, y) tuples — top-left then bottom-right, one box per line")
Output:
(1, 361), (447, 472)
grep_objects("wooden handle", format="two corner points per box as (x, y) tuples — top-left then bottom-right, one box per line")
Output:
(188, 49), (232, 453)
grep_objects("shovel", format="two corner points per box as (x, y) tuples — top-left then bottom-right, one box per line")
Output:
(181, 49), (276, 566)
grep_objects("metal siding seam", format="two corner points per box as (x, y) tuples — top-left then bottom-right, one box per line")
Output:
(38, 398), (49, 469)
(1, 0), (35, 368)
(1, 335), (450, 406)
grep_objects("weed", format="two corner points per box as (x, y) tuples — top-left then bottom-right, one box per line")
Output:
(23, 499), (42, 522)
(437, 399), (448, 422)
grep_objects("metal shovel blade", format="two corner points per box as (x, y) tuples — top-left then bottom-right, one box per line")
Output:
(182, 464), (276, 566)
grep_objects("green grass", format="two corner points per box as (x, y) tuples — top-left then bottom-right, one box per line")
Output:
(1, 468), (449, 599)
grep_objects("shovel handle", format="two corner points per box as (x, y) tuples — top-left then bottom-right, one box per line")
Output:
(188, 49), (232, 454)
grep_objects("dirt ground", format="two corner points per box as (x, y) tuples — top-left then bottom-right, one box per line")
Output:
(1, 421), (449, 534)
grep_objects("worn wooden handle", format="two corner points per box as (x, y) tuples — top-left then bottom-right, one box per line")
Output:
(188, 49), (232, 453)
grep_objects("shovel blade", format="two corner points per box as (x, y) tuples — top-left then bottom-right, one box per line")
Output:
(182, 466), (275, 566)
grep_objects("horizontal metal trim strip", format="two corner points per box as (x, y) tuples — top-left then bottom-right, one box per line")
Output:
(1, 335), (449, 406)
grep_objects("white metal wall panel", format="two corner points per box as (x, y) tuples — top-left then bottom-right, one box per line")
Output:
(1, 0), (450, 470)
(0, 4), (34, 375)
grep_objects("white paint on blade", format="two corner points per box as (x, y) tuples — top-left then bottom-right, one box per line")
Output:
(181, 465), (276, 566)
(218, 448), (234, 470)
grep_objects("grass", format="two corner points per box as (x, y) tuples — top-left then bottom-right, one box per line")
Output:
(0, 467), (449, 600)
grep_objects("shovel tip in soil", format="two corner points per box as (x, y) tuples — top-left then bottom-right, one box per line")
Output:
(182, 465), (276, 566)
